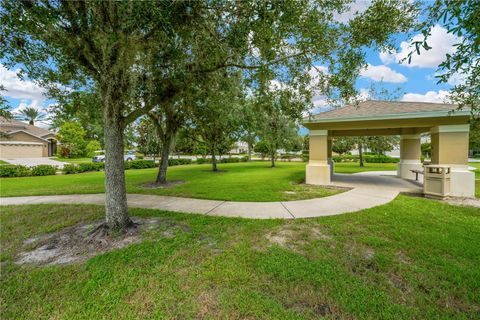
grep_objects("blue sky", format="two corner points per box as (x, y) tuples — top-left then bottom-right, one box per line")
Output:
(1, 2), (462, 128)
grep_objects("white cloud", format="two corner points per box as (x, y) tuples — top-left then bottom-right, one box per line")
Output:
(268, 80), (288, 92)
(357, 88), (371, 101)
(312, 95), (328, 108)
(0, 64), (46, 101)
(360, 64), (407, 83)
(380, 25), (459, 68)
(334, 0), (371, 23)
(401, 90), (451, 103)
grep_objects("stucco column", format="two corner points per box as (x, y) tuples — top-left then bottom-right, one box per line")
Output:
(306, 130), (331, 185)
(397, 134), (422, 180)
(430, 124), (474, 197)
(327, 136), (334, 179)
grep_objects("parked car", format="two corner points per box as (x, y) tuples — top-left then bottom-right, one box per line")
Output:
(92, 150), (137, 162)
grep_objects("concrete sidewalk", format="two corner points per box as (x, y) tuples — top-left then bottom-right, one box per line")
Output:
(1, 157), (68, 169)
(0, 171), (423, 219)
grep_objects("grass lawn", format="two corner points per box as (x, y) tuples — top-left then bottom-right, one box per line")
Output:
(50, 157), (93, 164)
(0, 162), (395, 201)
(470, 162), (480, 178)
(468, 163), (480, 198)
(1, 196), (479, 319)
(0, 159), (10, 165)
(334, 162), (396, 173)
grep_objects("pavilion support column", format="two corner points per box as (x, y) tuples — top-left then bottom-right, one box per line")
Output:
(431, 125), (474, 197)
(306, 130), (331, 185)
(397, 134), (422, 180)
(327, 136), (334, 179)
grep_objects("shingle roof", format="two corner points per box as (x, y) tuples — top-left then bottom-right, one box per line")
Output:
(308, 100), (461, 121)
(0, 117), (53, 138)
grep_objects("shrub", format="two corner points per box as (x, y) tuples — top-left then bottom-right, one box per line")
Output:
(78, 162), (104, 172)
(0, 165), (32, 177)
(301, 150), (309, 162)
(332, 154), (399, 163)
(127, 160), (155, 169)
(86, 140), (102, 157)
(241, 155), (249, 162)
(168, 158), (192, 166)
(196, 158), (209, 164)
(31, 165), (57, 176)
(57, 122), (88, 158)
(63, 164), (79, 174)
(279, 154), (297, 162)
(364, 155), (399, 163)
(220, 157), (240, 163)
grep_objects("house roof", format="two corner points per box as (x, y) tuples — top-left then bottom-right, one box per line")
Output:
(0, 117), (54, 138)
(6, 130), (49, 142)
(304, 100), (469, 123)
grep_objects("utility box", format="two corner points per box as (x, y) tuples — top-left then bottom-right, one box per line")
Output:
(423, 165), (451, 199)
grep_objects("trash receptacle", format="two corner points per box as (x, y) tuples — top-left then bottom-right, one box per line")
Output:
(423, 165), (451, 199)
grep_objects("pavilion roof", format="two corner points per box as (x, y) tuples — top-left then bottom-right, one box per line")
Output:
(305, 100), (467, 123)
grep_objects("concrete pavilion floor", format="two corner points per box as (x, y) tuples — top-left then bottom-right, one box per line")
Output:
(0, 171), (424, 219)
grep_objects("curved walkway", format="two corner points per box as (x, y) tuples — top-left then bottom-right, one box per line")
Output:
(0, 171), (422, 219)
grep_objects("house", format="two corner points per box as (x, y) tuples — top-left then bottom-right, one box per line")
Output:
(229, 141), (249, 154)
(0, 117), (57, 158)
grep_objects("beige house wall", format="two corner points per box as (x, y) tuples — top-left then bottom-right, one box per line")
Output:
(0, 144), (44, 158)
(0, 132), (49, 157)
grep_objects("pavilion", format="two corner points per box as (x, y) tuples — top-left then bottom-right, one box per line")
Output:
(303, 100), (474, 198)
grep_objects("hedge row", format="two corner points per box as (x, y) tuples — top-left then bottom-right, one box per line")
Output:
(332, 154), (400, 163)
(196, 156), (248, 164)
(168, 158), (192, 166)
(0, 164), (57, 177)
(63, 160), (157, 174)
(2, 156), (246, 177)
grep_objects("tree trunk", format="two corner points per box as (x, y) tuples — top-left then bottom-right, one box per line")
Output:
(103, 115), (131, 231)
(359, 142), (364, 167)
(271, 152), (276, 168)
(211, 146), (218, 172)
(247, 143), (253, 162)
(156, 135), (172, 184)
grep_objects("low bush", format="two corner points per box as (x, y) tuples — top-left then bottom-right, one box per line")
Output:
(220, 157), (240, 163)
(126, 159), (156, 169)
(279, 154), (298, 162)
(63, 164), (79, 174)
(168, 158), (192, 166)
(0, 165), (32, 177)
(78, 162), (104, 172)
(332, 154), (399, 163)
(195, 158), (210, 164)
(31, 165), (57, 176)
(364, 155), (400, 163)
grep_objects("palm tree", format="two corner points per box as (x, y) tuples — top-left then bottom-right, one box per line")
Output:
(16, 107), (46, 125)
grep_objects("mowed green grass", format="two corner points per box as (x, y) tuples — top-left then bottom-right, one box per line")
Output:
(468, 163), (480, 197)
(0, 162), (396, 201)
(1, 196), (479, 319)
(50, 157), (94, 164)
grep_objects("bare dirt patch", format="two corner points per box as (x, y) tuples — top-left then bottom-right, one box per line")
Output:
(140, 180), (185, 189)
(264, 224), (333, 252)
(16, 217), (190, 266)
